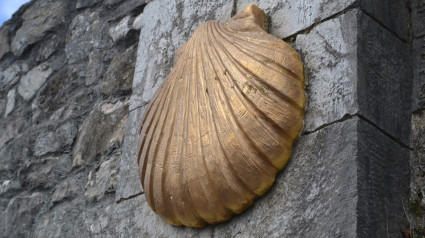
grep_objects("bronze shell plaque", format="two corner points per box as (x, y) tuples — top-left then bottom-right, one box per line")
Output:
(137, 5), (306, 227)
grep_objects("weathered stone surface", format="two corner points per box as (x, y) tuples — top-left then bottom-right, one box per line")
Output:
(116, 106), (146, 202)
(73, 100), (129, 167)
(101, 46), (136, 95)
(295, 10), (411, 145)
(76, 0), (102, 9)
(17, 154), (72, 189)
(131, 0), (234, 110)
(412, 110), (425, 205)
(19, 157), (59, 188)
(79, 194), (211, 237)
(52, 178), (79, 203)
(106, 0), (147, 22)
(237, 0), (355, 38)
(360, 0), (409, 39)
(109, 16), (134, 42)
(104, 0), (123, 5)
(85, 156), (119, 201)
(357, 125), (410, 237)
(85, 50), (105, 86)
(34, 121), (77, 156)
(0, 26), (10, 59)
(0, 115), (26, 150)
(66, 11), (111, 64)
(36, 35), (59, 62)
(0, 193), (43, 238)
(0, 180), (21, 196)
(358, 12), (412, 145)
(0, 98), (4, 119)
(32, 67), (94, 124)
(132, 12), (144, 30)
(0, 125), (16, 151)
(11, 0), (65, 56)
(237, 0), (408, 40)
(413, 0), (425, 38)
(18, 64), (53, 101)
(0, 0), (141, 237)
(0, 132), (30, 176)
(34, 204), (87, 238)
(295, 10), (358, 133)
(5, 88), (16, 117)
(2, 63), (23, 88)
(413, 37), (425, 111)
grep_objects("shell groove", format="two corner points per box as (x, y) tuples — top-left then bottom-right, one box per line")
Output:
(137, 5), (305, 227)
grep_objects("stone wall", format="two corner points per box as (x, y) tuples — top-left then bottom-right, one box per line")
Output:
(0, 0), (418, 237)
(0, 0), (145, 237)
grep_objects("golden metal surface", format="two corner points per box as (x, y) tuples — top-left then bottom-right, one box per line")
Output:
(137, 5), (306, 227)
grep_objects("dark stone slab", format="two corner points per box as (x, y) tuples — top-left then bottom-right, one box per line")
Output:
(360, 0), (409, 40)
(357, 119), (410, 237)
(358, 12), (412, 145)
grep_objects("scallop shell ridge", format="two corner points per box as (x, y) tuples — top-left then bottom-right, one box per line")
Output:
(137, 5), (305, 227)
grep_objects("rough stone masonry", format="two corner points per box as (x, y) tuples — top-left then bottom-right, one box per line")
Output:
(0, 0), (419, 237)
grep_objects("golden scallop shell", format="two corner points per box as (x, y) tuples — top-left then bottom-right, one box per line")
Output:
(137, 5), (305, 227)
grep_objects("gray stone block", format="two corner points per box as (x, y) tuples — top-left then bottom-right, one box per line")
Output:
(5, 88), (16, 117)
(0, 193), (44, 238)
(52, 178), (79, 203)
(237, 0), (356, 38)
(0, 26), (9, 59)
(0, 132), (30, 177)
(101, 46), (136, 96)
(18, 64), (53, 101)
(11, 0), (66, 56)
(2, 63), (24, 89)
(19, 157), (59, 188)
(72, 101), (128, 167)
(85, 155), (120, 201)
(358, 12), (412, 145)
(295, 9), (358, 133)
(34, 120), (78, 157)
(116, 106), (146, 202)
(0, 180), (20, 197)
(108, 16), (134, 42)
(65, 11), (111, 64)
(296, 10), (411, 145)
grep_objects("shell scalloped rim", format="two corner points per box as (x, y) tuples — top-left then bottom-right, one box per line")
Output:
(137, 5), (306, 227)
